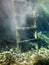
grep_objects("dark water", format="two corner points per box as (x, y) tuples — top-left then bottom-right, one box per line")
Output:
(0, 0), (49, 52)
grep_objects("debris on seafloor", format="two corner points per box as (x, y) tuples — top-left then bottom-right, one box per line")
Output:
(0, 47), (49, 65)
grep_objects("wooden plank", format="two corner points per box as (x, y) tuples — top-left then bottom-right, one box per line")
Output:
(12, 0), (21, 53)
(16, 26), (37, 30)
(19, 38), (37, 43)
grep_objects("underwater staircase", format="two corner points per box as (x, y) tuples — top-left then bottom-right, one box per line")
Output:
(12, 0), (38, 53)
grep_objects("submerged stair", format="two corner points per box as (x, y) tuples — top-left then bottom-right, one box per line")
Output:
(12, 0), (38, 53)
